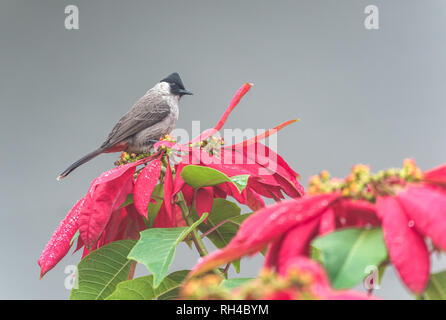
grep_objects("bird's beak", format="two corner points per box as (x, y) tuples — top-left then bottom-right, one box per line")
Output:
(179, 89), (193, 95)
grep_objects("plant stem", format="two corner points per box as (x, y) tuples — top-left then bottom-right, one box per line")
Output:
(200, 219), (239, 239)
(187, 189), (198, 220)
(127, 261), (137, 280)
(177, 190), (225, 278)
(223, 263), (231, 274)
(177, 191), (209, 257)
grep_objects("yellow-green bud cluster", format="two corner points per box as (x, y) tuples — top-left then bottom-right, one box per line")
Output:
(180, 267), (320, 300)
(308, 159), (423, 202)
(114, 151), (153, 166)
(114, 135), (178, 166)
(189, 136), (225, 155)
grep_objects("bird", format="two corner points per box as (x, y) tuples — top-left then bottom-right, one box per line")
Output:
(57, 72), (193, 180)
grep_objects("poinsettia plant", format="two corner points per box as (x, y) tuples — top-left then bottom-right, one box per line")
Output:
(39, 83), (446, 300)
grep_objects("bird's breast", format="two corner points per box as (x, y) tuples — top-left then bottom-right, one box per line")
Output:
(126, 99), (179, 153)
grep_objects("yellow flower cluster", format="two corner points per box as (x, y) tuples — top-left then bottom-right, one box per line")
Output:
(308, 159), (424, 202)
(180, 267), (320, 300)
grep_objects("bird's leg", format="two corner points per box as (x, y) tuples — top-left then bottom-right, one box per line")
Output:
(147, 133), (169, 144)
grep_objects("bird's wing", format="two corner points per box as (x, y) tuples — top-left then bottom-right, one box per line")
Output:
(101, 94), (171, 148)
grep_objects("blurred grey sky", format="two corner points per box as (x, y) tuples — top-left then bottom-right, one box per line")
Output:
(1, 0), (445, 299)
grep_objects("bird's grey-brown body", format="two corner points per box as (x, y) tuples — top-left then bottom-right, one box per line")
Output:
(57, 73), (191, 180)
(102, 82), (180, 153)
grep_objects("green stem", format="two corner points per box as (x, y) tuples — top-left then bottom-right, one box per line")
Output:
(177, 190), (225, 278)
(187, 189), (198, 219)
(177, 191), (209, 257)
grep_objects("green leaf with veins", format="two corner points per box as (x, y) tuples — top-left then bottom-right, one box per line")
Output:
(147, 184), (164, 227)
(128, 213), (208, 288)
(70, 240), (136, 300)
(420, 270), (446, 300)
(181, 165), (249, 193)
(195, 198), (252, 273)
(119, 194), (134, 209)
(311, 228), (388, 289)
(106, 270), (189, 300)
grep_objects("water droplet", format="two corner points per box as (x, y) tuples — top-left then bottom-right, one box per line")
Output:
(408, 220), (415, 228)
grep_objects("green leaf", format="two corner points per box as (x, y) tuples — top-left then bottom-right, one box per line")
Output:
(377, 264), (387, 285)
(229, 213), (253, 225)
(128, 212), (208, 288)
(230, 175), (250, 192)
(420, 270), (446, 300)
(119, 193), (134, 209)
(70, 240), (136, 300)
(196, 199), (252, 273)
(311, 228), (388, 289)
(69, 230), (80, 246)
(106, 270), (189, 300)
(197, 199), (240, 247)
(181, 165), (248, 193)
(157, 269), (189, 300)
(232, 259), (241, 274)
(220, 278), (253, 290)
(198, 199), (252, 249)
(147, 184), (164, 227)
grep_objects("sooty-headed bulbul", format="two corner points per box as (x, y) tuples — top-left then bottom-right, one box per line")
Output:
(57, 72), (192, 180)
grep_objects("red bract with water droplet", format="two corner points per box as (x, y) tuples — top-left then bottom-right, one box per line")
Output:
(79, 168), (135, 247)
(39, 82), (304, 278)
(38, 196), (87, 278)
(38, 155), (158, 277)
(169, 140), (303, 213)
(398, 185), (446, 250)
(153, 203), (186, 228)
(80, 203), (146, 258)
(190, 160), (446, 295)
(373, 163), (446, 293)
(195, 187), (214, 221)
(157, 82), (303, 219)
(189, 193), (381, 277)
(154, 160), (178, 227)
(376, 196), (430, 294)
(190, 194), (338, 276)
(133, 156), (162, 217)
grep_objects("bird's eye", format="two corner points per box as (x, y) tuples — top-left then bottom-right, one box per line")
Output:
(169, 83), (180, 94)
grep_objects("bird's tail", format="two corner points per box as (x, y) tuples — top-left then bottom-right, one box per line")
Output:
(57, 148), (105, 180)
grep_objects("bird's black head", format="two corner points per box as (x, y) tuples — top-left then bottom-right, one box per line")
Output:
(160, 72), (193, 96)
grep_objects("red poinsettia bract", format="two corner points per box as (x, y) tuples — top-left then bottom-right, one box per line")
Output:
(190, 160), (446, 294)
(39, 82), (302, 278)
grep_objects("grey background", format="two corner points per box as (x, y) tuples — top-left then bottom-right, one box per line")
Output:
(0, 0), (445, 299)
